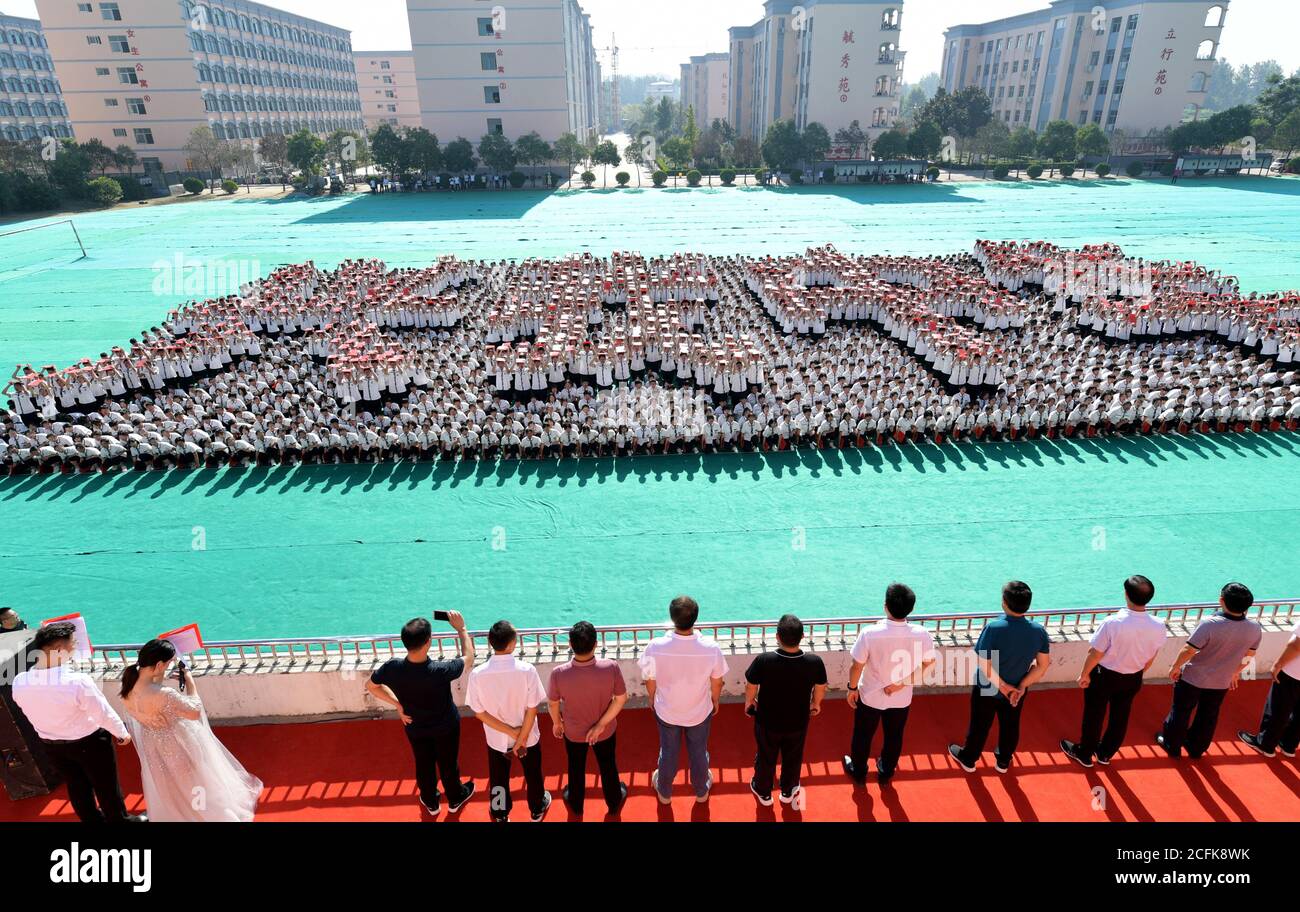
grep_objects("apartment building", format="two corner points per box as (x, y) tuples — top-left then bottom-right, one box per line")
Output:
(355, 50), (420, 129)
(680, 52), (729, 127)
(1, 13), (74, 142)
(940, 0), (1230, 134)
(35, 0), (364, 172)
(729, 0), (905, 143)
(405, 0), (600, 143)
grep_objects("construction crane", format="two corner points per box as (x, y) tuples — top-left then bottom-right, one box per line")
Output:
(595, 34), (621, 131)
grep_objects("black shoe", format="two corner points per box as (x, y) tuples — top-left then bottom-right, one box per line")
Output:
(419, 792), (442, 816)
(1238, 731), (1275, 758)
(875, 759), (894, 786)
(1060, 739), (1094, 768)
(121, 813), (148, 824)
(1154, 732), (1179, 757)
(948, 744), (977, 773)
(841, 754), (866, 785)
(562, 786), (582, 816)
(448, 780), (476, 814)
(531, 791), (552, 823)
(749, 777), (774, 806)
(1094, 753), (1112, 766)
(606, 782), (629, 816)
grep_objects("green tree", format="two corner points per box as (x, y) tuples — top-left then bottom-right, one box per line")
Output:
(286, 129), (327, 177)
(591, 140), (621, 184)
(1273, 109), (1300, 158)
(369, 123), (403, 178)
(1255, 72), (1300, 128)
(553, 132), (585, 186)
(1037, 120), (1078, 174)
(478, 132), (517, 175)
(405, 128), (442, 175)
(872, 129), (908, 160)
(973, 119), (1011, 175)
(1075, 123), (1110, 175)
(81, 138), (118, 175)
(801, 121), (832, 171)
(514, 132), (552, 186)
(761, 120), (803, 171)
(443, 137), (477, 173)
(907, 121), (944, 160)
(114, 144), (138, 177)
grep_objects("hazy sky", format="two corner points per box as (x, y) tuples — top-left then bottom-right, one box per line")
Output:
(6, 0), (1295, 79)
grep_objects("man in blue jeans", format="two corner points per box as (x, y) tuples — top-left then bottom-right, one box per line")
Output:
(638, 596), (728, 803)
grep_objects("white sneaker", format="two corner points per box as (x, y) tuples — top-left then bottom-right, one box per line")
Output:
(695, 772), (713, 803)
(779, 785), (802, 805)
(650, 769), (671, 805)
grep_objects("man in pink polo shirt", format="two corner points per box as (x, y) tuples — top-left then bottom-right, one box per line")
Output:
(547, 620), (629, 817)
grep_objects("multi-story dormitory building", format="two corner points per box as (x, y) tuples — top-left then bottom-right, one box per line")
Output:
(1, 13), (74, 142)
(35, 0), (364, 172)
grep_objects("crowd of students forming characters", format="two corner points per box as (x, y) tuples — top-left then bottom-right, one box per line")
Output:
(12, 578), (1299, 822)
(3, 239), (1299, 473)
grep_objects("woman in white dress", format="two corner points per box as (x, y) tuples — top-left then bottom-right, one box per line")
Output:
(119, 639), (262, 822)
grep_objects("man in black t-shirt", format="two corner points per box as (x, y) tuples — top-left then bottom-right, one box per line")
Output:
(367, 611), (477, 817)
(743, 614), (828, 806)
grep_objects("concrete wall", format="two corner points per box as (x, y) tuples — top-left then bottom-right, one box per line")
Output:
(88, 623), (1296, 726)
(356, 51), (421, 128)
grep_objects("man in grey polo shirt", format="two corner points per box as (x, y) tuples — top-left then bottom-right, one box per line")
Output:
(1157, 582), (1262, 759)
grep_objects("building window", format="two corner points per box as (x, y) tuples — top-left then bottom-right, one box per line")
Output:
(112, 127), (127, 137)
(1196, 40), (1216, 60)
(487, 118), (503, 135)
(95, 66), (110, 76)
(1104, 50), (1114, 65)
(1204, 6), (1225, 28)
(103, 97), (119, 106)
(476, 17), (495, 37)
(1113, 80), (1124, 96)
(100, 2), (122, 21)
(480, 52), (497, 71)
(1126, 14), (1139, 30)
(1089, 51), (1099, 68)
(86, 35), (102, 45)
(116, 66), (138, 84)
(484, 85), (501, 104)
(127, 97), (146, 114)
(109, 34), (129, 53)
(1109, 17), (1121, 33)
(78, 3), (92, 10)
(133, 128), (154, 144)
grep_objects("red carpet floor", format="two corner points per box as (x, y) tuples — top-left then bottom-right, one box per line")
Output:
(6, 681), (1299, 822)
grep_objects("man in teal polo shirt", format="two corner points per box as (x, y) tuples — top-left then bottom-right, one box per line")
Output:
(949, 581), (1052, 774)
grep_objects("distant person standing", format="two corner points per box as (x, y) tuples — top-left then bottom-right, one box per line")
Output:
(467, 620), (551, 822)
(1239, 618), (1300, 758)
(546, 621), (629, 817)
(366, 611), (477, 817)
(11, 622), (144, 823)
(843, 584), (937, 786)
(949, 581), (1051, 773)
(1061, 575), (1168, 767)
(639, 596), (728, 804)
(744, 614), (827, 806)
(1158, 583), (1261, 759)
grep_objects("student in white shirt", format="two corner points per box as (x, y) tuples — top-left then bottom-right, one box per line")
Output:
(11, 622), (144, 823)
(1061, 575), (1168, 767)
(466, 620), (551, 822)
(843, 583), (937, 785)
(638, 596), (728, 803)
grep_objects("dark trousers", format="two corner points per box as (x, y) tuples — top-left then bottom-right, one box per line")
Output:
(1162, 678), (1227, 757)
(407, 725), (464, 809)
(1257, 670), (1300, 753)
(957, 686), (1026, 768)
(848, 701), (911, 778)
(486, 743), (545, 821)
(1078, 665), (1145, 761)
(752, 720), (808, 796)
(42, 730), (129, 823)
(564, 734), (621, 815)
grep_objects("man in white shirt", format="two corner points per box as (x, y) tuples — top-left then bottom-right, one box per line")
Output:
(843, 583), (937, 786)
(466, 620), (551, 822)
(638, 596), (727, 803)
(11, 622), (144, 823)
(1239, 619), (1300, 758)
(1062, 575), (1168, 767)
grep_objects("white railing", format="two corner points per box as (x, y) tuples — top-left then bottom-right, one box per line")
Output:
(86, 600), (1300, 675)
